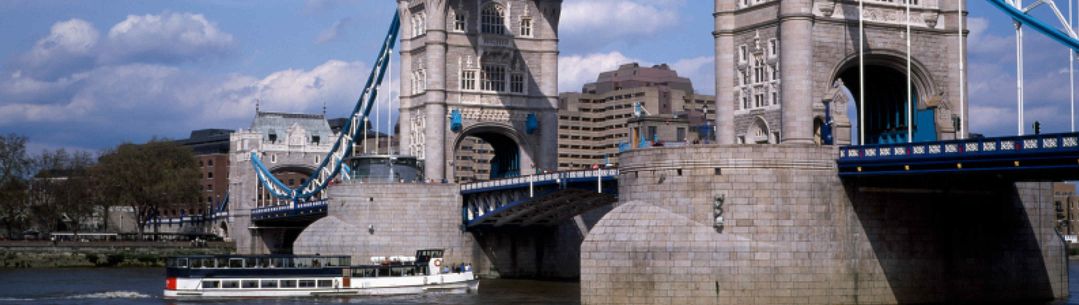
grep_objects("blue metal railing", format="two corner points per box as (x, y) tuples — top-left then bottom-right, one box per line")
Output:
(251, 200), (330, 219)
(838, 132), (1079, 162)
(459, 169), (620, 193)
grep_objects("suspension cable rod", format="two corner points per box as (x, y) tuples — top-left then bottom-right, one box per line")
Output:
(906, 0), (913, 143)
(859, 0), (865, 145)
(959, 0), (966, 139)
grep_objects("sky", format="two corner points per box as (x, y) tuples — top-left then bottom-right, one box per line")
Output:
(0, 0), (1075, 153)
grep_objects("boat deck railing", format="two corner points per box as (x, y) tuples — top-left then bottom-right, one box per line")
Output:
(167, 255), (351, 269)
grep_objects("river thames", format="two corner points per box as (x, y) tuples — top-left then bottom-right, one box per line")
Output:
(3, 264), (1079, 305)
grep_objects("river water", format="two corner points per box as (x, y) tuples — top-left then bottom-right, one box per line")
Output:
(4, 264), (1079, 305)
(0, 268), (578, 305)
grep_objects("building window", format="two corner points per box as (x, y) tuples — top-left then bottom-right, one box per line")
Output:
(481, 5), (505, 35)
(739, 45), (748, 63)
(510, 73), (524, 93)
(207, 160), (214, 166)
(742, 95), (750, 110)
(753, 55), (765, 83)
(771, 91), (779, 105)
(519, 17), (533, 37)
(207, 172), (213, 179)
(754, 92), (765, 108)
(412, 12), (427, 37)
(481, 65), (506, 92)
(412, 69), (427, 94)
(461, 70), (477, 90)
(677, 128), (686, 142)
(453, 11), (467, 32)
(768, 39), (778, 57)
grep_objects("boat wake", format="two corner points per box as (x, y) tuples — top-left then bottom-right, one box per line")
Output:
(0, 291), (153, 302)
(64, 291), (152, 299)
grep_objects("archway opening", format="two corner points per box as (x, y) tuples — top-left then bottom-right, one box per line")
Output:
(838, 64), (935, 144)
(454, 131), (521, 183)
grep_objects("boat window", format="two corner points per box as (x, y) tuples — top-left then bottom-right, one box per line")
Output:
(166, 258), (175, 267)
(280, 280), (297, 288)
(257, 258), (270, 268)
(352, 268), (377, 278)
(190, 259), (202, 268)
(298, 280), (316, 288)
(260, 280), (278, 288)
(222, 280), (240, 289)
(229, 258), (244, 268)
(271, 258), (285, 268)
(242, 280), (258, 289)
(317, 280), (333, 288)
(203, 258), (215, 268)
(176, 258), (188, 268)
(202, 280), (220, 289)
(216, 258), (229, 268)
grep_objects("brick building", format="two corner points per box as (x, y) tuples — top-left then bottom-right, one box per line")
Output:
(176, 129), (233, 215)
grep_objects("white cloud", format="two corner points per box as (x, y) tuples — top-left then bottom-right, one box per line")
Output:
(558, 51), (641, 92)
(561, 0), (681, 50)
(201, 59), (371, 122)
(17, 18), (99, 79)
(101, 12), (234, 64)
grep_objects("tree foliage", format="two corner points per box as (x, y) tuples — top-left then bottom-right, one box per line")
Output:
(95, 140), (200, 238)
(0, 134), (32, 238)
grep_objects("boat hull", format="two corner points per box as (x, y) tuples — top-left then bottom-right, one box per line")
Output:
(164, 273), (479, 299)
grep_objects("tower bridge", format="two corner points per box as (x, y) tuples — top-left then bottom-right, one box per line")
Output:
(222, 0), (1079, 303)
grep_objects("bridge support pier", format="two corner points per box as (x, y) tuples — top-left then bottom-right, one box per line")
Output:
(581, 145), (1067, 305)
(291, 183), (481, 269)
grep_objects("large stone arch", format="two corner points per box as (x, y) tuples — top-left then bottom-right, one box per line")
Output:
(830, 52), (942, 144)
(451, 122), (536, 182)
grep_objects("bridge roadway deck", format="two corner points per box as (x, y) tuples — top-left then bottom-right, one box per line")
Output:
(838, 132), (1079, 180)
(461, 169), (619, 228)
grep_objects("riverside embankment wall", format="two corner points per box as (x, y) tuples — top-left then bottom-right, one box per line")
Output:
(581, 144), (1067, 305)
(0, 241), (231, 268)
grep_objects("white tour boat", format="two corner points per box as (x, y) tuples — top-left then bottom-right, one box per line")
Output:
(163, 249), (478, 299)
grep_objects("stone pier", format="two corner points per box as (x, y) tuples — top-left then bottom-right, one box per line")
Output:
(292, 183), (482, 268)
(581, 145), (1067, 304)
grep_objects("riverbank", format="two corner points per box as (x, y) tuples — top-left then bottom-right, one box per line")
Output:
(0, 241), (232, 268)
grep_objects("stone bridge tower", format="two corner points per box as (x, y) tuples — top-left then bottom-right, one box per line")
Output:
(228, 111), (336, 254)
(715, 0), (967, 145)
(397, 0), (562, 182)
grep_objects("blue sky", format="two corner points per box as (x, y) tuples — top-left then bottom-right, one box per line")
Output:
(0, 0), (1074, 152)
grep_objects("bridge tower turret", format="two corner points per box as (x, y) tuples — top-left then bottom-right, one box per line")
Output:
(715, 0), (967, 145)
(397, 0), (562, 182)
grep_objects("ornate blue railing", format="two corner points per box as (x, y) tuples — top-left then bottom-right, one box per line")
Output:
(838, 132), (1079, 176)
(460, 169), (619, 194)
(251, 200), (329, 221)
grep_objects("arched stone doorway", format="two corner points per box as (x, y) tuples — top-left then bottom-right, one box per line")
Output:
(834, 55), (937, 144)
(452, 124), (532, 183)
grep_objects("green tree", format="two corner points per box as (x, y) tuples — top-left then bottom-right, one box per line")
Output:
(96, 140), (200, 239)
(0, 134), (32, 239)
(29, 149), (71, 234)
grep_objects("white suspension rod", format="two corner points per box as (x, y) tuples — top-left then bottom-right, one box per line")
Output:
(959, 0), (967, 139)
(1018, 23), (1026, 135)
(859, 0), (866, 145)
(907, 0), (913, 143)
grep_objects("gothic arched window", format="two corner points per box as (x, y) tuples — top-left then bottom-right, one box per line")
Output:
(481, 4), (506, 35)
